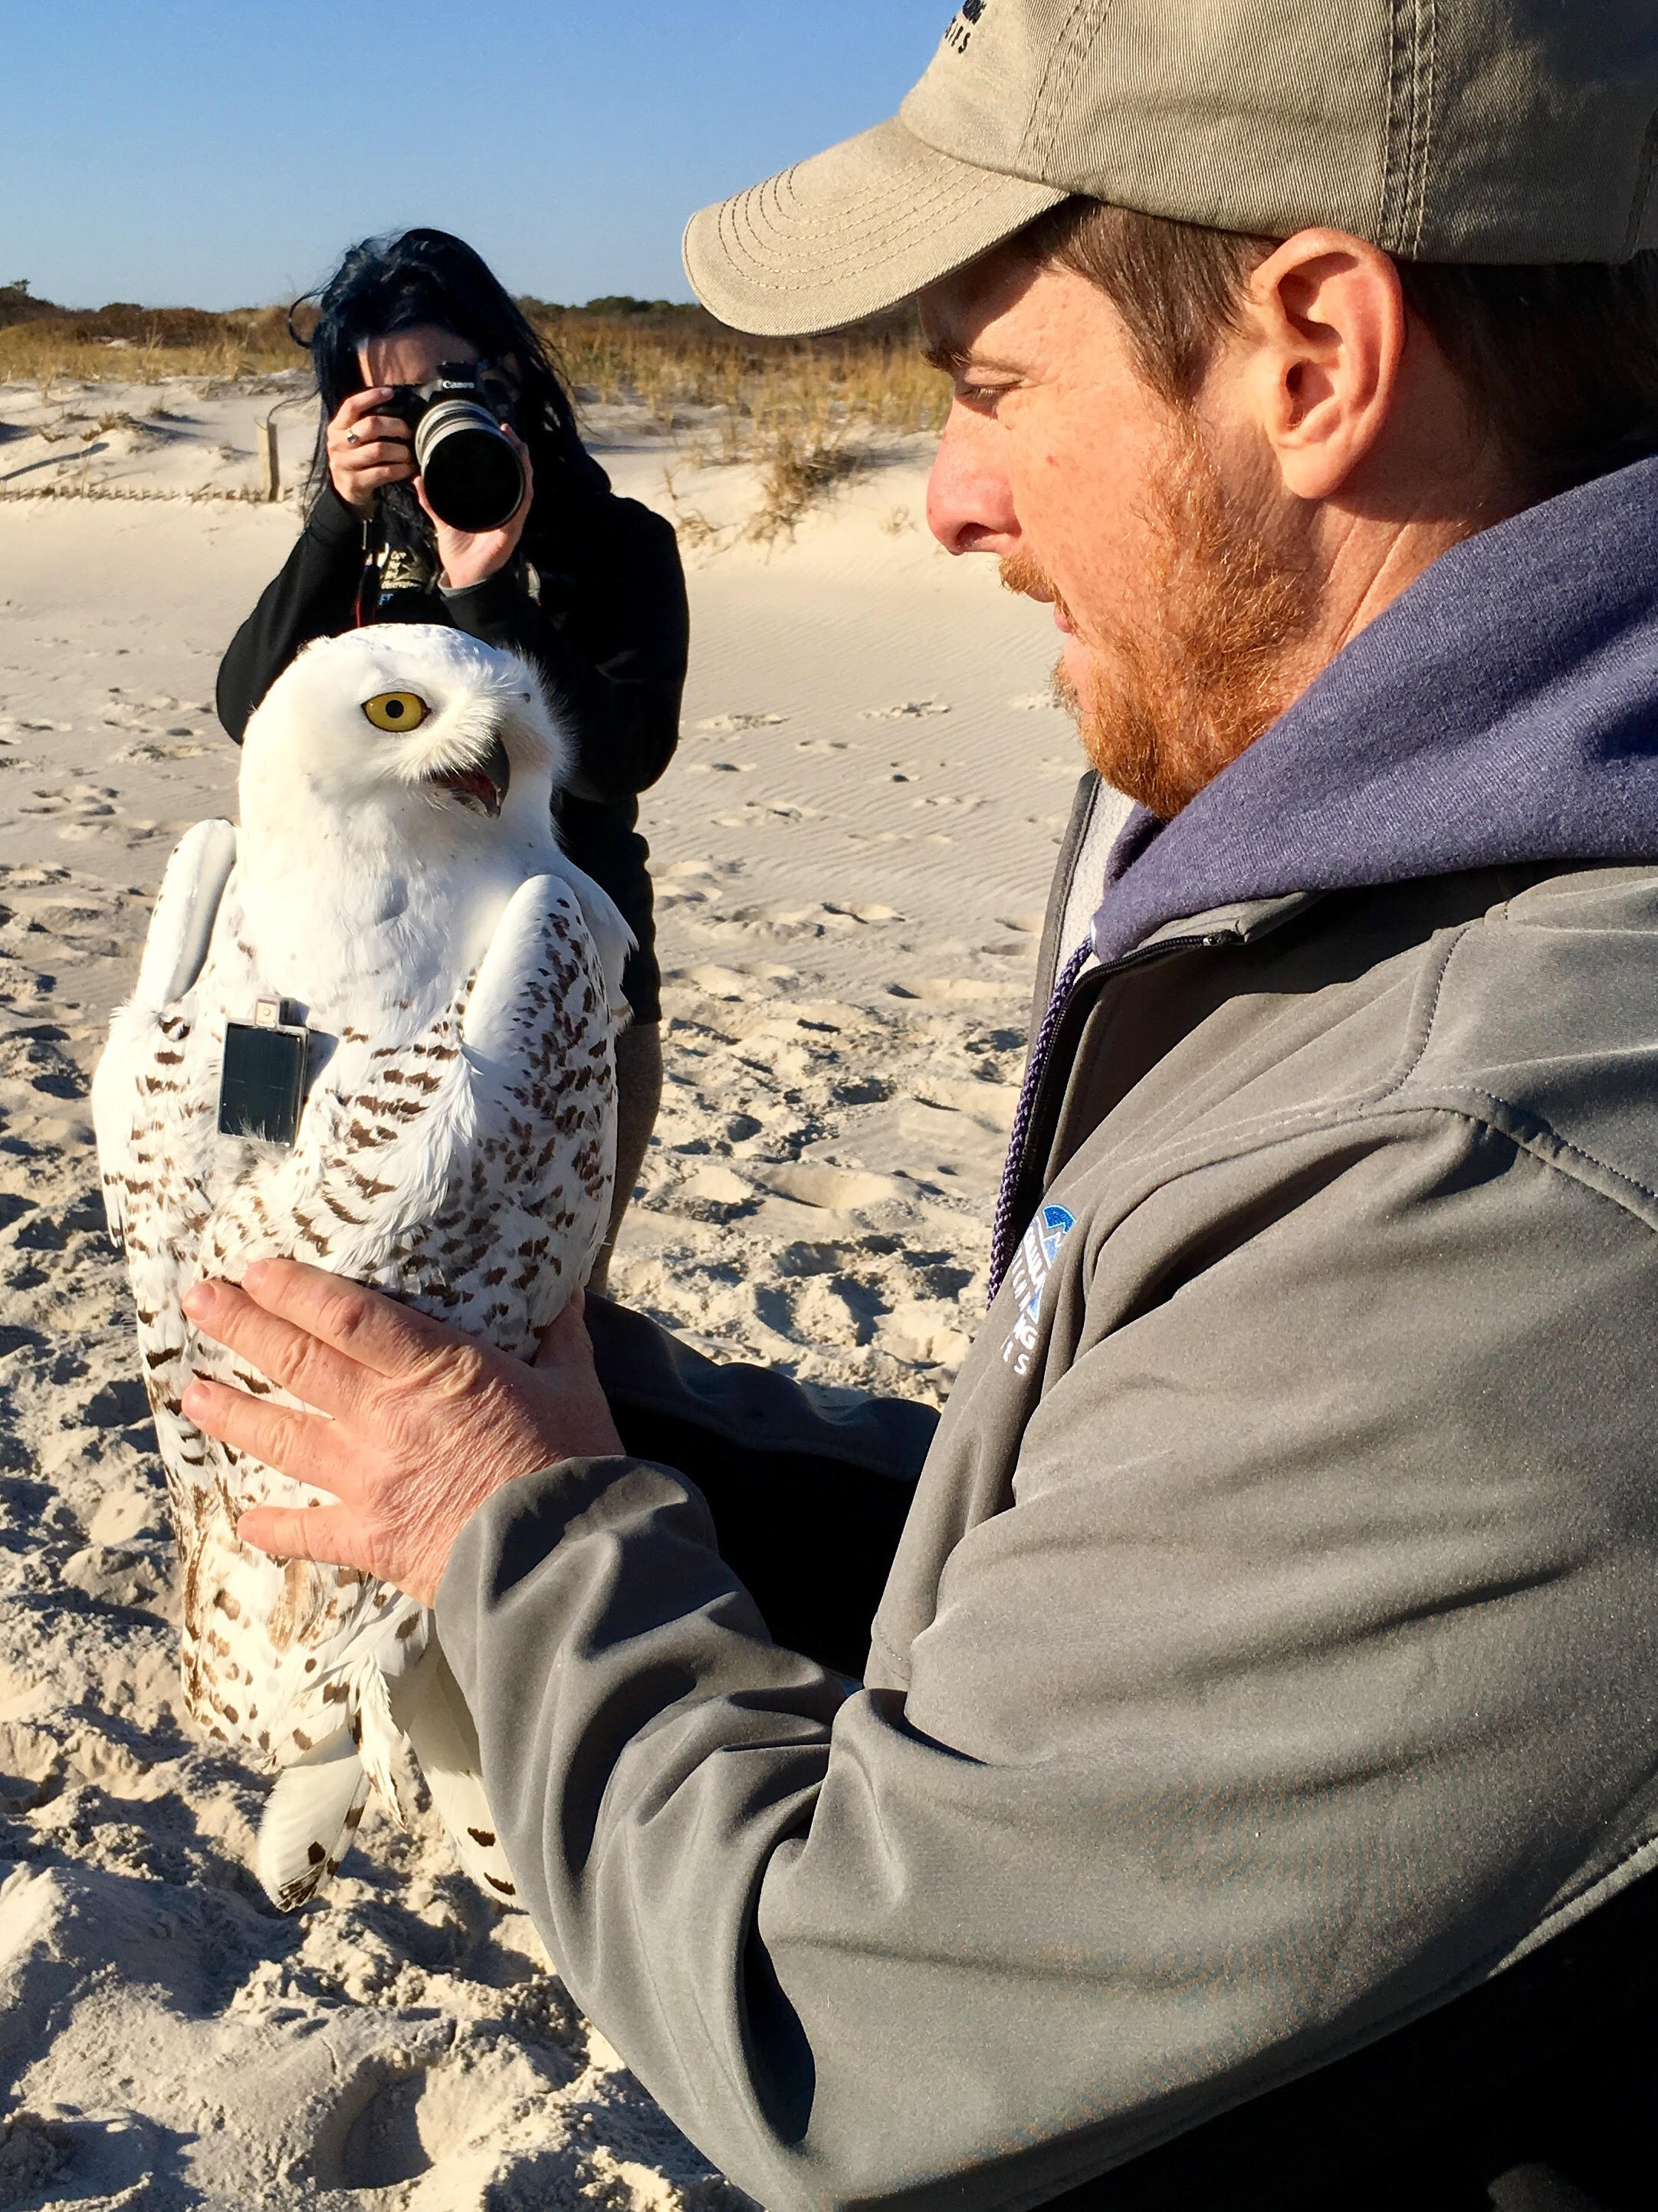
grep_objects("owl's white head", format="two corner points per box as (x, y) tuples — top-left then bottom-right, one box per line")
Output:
(238, 625), (568, 866)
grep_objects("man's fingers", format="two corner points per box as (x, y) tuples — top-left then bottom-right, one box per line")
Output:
(237, 1500), (360, 1569)
(180, 1374), (354, 1500)
(234, 1257), (454, 1379)
(182, 1274), (365, 1418)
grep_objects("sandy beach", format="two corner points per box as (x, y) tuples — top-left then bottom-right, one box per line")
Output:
(0, 375), (1121, 2210)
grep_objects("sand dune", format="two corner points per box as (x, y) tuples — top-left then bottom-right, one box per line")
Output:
(0, 375), (1121, 2209)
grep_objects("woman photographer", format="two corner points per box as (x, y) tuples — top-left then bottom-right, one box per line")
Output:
(217, 228), (688, 1290)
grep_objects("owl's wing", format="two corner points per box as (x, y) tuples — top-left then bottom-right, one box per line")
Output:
(133, 817), (239, 1011)
(92, 817), (238, 1246)
(459, 869), (622, 1320)
(461, 869), (596, 1058)
(540, 855), (635, 1021)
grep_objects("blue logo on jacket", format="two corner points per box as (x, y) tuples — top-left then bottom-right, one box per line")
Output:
(1000, 1203), (1075, 1377)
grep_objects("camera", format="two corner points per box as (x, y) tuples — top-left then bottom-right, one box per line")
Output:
(382, 361), (526, 533)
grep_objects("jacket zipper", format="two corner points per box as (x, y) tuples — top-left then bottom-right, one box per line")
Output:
(989, 929), (1246, 1299)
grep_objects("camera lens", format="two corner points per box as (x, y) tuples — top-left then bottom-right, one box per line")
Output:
(414, 399), (525, 532)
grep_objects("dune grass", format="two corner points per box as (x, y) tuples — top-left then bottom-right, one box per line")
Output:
(1, 296), (946, 429)
(546, 307), (948, 435)
(543, 307), (948, 541)
(0, 295), (949, 530)
(0, 301), (298, 393)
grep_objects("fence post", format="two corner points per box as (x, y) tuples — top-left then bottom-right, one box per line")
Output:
(257, 415), (280, 502)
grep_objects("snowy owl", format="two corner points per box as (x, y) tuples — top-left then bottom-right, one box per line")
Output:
(93, 623), (631, 1912)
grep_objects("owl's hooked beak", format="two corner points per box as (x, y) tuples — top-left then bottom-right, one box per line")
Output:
(428, 731), (511, 819)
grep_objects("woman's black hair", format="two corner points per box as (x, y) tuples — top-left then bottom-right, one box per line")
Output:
(299, 227), (598, 531)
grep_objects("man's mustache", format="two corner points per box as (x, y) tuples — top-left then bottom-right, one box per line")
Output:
(1000, 553), (1074, 629)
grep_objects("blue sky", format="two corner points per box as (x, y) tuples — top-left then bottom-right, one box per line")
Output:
(5, 2), (950, 310)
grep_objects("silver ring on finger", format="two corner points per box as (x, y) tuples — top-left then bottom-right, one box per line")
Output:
(345, 431), (360, 447)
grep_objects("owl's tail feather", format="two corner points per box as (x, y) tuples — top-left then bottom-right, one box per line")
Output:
(392, 1641), (524, 1911)
(351, 1654), (422, 1828)
(256, 1733), (371, 1911)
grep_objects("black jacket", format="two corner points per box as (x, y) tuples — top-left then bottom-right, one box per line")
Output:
(215, 473), (689, 1021)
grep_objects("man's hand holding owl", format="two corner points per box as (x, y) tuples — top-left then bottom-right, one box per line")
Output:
(181, 1258), (622, 1606)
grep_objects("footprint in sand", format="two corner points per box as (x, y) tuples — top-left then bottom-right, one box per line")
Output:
(19, 786), (117, 820)
(760, 1163), (899, 1211)
(859, 699), (950, 720)
(113, 739), (215, 763)
(913, 1076), (1021, 1132)
(824, 902), (903, 925)
(784, 1271), (885, 1349)
(704, 905), (824, 943)
(681, 1163), (754, 1208)
(0, 1030), (88, 1101)
(0, 1730), (68, 1814)
(712, 800), (819, 827)
(60, 1544), (166, 1611)
(877, 1301), (974, 1367)
(683, 963), (783, 1001)
(888, 978), (1016, 1004)
(698, 712), (788, 731)
(312, 2052), (560, 2191)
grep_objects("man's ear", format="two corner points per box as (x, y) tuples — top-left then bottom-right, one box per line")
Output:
(1236, 231), (1407, 501)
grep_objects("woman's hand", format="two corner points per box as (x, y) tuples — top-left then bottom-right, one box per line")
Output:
(326, 386), (417, 515)
(179, 1258), (623, 1607)
(420, 425), (534, 590)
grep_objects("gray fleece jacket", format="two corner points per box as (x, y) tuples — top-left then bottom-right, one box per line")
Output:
(436, 455), (1658, 2212)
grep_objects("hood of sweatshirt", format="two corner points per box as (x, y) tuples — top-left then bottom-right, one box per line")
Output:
(1092, 452), (1658, 966)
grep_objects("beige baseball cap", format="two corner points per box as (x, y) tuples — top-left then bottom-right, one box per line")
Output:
(684, 0), (1658, 336)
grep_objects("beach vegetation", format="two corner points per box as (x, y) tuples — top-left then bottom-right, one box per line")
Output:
(0, 292), (950, 528)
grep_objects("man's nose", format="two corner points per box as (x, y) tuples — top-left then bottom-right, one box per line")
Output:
(927, 406), (1019, 556)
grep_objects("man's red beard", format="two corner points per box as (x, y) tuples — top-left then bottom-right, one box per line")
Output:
(1003, 425), (1317, 819)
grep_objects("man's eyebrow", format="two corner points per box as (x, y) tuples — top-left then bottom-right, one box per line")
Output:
(921, 336), (1020, 379)
(921, 335), (970, 375)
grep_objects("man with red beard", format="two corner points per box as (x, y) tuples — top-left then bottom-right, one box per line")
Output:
(182, 2), (1658, 2206)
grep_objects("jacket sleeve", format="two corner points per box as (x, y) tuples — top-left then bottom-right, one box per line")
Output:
(583, 1294), (934, 1679)
(435, 1109), (1658, 2212)
(215, 485), (366, 741)
(441, 491), (688, 806)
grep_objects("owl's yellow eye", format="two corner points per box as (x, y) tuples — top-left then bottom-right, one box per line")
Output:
(362, 691), (430, 733)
